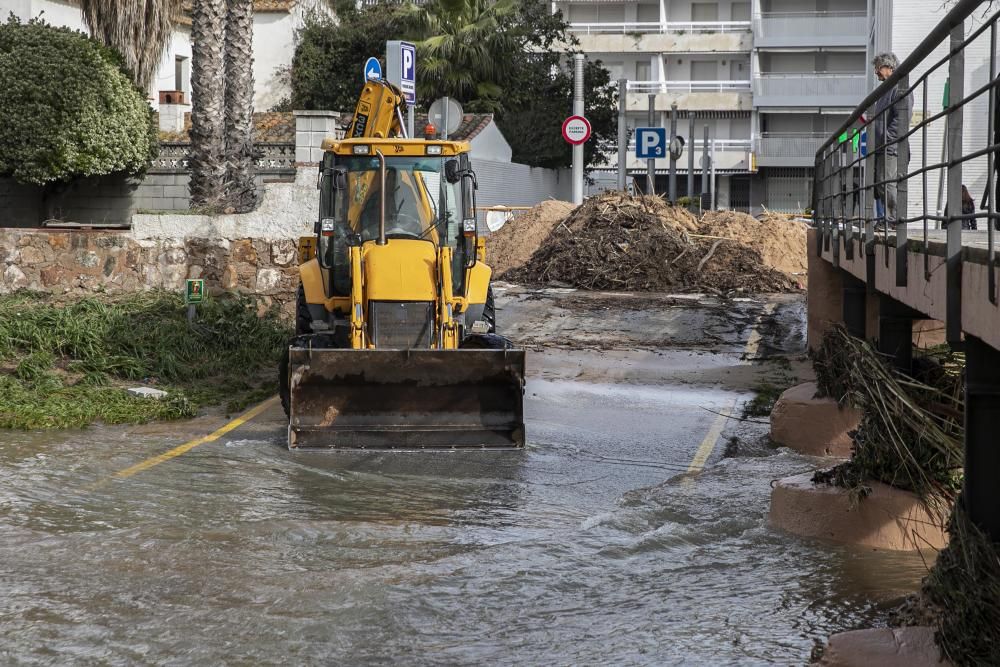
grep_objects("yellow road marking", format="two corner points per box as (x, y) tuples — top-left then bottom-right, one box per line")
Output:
(88, 396), (278, 489)
(686, 406), (732, 473)
(684, 301), (779, 474)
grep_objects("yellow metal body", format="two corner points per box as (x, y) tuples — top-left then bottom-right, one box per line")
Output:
(284, 80), (521, 450)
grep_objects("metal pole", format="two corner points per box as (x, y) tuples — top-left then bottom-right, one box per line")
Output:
(687, 112), (695, 208)
(376, 149), (387, 245)
(936, 114), (948, 227)
(710, 138), (717, 210)
(701, 125), (709, 212)
(669, 102), (678, 202)
(408, 106), (415, 141)
(572, 54), (585, 205)
(617, 78), (627, 191)
(646, 93), (655, 195)
(945, 23), (964, 345)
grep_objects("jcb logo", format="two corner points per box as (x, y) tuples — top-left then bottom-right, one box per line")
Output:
(393, 145), (404, 153)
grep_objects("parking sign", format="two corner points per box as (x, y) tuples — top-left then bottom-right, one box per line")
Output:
(387, 40), (417, 104)
(635, 128), (667, 159)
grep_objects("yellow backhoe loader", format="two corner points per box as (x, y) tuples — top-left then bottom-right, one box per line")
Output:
(279, 79), (526, 450)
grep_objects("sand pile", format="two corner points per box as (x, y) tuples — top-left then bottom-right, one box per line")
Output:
(699, 210), (809, 284)
(506, 192), (797, 293)
(485, 200), (575, 277)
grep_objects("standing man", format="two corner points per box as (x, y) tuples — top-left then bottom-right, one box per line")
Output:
(869, 52), (913, 224)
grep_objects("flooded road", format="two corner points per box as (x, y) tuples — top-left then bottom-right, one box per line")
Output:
(0, 288), (928, 665)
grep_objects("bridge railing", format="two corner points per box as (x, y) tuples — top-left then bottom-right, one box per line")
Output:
(813, 0), (999, 345)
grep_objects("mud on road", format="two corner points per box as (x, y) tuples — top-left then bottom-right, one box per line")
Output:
(0, 287), (930, 665)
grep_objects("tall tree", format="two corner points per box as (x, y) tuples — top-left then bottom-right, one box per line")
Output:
(79, 0), (180, 90)
(224, 0), (258, 212)
(189, 0), (227, 208)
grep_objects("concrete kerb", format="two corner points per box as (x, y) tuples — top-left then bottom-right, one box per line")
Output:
(817, 626), (951, 667)
(769, 381), (859, 458)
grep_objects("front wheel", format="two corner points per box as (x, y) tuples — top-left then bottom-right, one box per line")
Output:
(483, 285), (497, 334)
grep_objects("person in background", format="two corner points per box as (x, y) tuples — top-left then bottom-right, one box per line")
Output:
(962, 184), (977, 230)
(869, 52), (913, 225)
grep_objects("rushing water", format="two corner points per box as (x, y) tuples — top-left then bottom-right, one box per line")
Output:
(0, 295), (929, 665)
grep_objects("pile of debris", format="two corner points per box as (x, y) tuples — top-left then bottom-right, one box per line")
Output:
(485, 200), (575, 277)
(701, 210), (809, 284)
(501, 192), (798, 293)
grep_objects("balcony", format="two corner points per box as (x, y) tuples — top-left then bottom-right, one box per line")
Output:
(625, 80), (752, 112)
(604, 139), (753, 172)
(753, 12), (867, 48)
(755, 133), (828, 167)
(568, 21), (752, 53)
(752, 73), (867, 108)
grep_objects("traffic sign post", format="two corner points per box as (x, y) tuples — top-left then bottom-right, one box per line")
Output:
(387, 40), (417, 137)
(363, 57), (382, 82)
(562, 115), (592, 145)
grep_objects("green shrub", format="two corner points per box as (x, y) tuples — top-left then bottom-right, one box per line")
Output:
(0, 17), (156, 186)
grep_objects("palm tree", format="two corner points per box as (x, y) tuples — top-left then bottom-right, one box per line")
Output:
(224, 0), (258, 212)
(79, 0), (181, 90)
(189, 0), (227, 208)
(399, 0), (520, 109)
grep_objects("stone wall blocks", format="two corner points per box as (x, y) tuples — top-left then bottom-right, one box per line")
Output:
(162, 248), (188, 265)
(230, 239), (257, 264)
(271, 239), (298, 266)
(2, 265), (28, 292)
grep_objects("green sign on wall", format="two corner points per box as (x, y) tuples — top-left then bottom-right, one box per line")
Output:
(185, 279), (205, 304)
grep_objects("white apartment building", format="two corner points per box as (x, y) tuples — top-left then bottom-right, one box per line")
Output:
(561, 0), (872, 212)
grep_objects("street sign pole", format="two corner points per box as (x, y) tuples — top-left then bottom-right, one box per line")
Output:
(701, 125), (710, 211)
(687, 112), (695, 209)
(647, 94), (655, 195)
(617, 78), (627, 191)
(669, 102), (678, 203)
(573, 54), (585, 205)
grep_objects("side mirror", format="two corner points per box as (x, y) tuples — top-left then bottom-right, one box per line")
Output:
(445, 159), (460, 184)
(332, 167), (347, 191)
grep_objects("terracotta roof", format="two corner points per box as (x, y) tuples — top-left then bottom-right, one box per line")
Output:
(411, 113), (494, 142)
(157, 111), (295, 143)
(173, 1), (293, 25)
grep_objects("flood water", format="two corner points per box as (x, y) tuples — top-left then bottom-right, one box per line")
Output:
(0, 291), (929, 665)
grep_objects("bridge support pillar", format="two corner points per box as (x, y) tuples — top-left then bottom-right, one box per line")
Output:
(843, 274), (867, 340)
(877, 295), (916, 373)
(964, 335), (1000, 541)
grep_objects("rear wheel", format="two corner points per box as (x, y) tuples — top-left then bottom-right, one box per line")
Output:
(483, 285), (497, 334)
(279, 341), (291, 417)
(295, 285), (311, 335)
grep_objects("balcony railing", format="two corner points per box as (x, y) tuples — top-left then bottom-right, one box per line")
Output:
(568, 20), (751, 34)
(753, 11), (867, 40)
(752, 73), (867, 100)
(756, 133), (828, 159)
(627, 80), (752, 93)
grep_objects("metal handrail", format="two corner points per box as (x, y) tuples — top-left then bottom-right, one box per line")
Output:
(626, 80), (751, 92)
(812, 0), (998, 343)
(567, 20), (751, 34)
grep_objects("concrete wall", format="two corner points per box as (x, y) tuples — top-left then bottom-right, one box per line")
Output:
(473, 159), (573, 217)
(0, 228), (301, 317)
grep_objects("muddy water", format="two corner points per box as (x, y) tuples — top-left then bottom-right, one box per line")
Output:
(0, 290), (928, 665)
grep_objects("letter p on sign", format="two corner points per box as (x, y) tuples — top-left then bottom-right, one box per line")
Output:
(634, 127), (666, 159)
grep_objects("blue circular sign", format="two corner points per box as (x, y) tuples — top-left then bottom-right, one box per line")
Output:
(364, 57), (382, 82)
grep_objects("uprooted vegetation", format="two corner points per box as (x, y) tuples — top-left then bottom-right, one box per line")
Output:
(496, 192), (805, 294)
(0, 291), (292, 429)
(811, 325), (999, 665)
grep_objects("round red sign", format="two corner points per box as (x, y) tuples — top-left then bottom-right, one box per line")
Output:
(561, 115), (592, 145)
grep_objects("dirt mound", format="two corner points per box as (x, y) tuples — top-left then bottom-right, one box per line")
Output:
(507, 192), (796, 293)
(699, 210), (809, 285)
(486, 200), (575, 277)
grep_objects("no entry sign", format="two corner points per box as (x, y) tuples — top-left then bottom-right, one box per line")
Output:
(562, 115), (592, 145)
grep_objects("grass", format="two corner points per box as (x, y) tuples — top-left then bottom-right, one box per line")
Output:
(0, 290), (292, 429)
(742, 380), (789, 418)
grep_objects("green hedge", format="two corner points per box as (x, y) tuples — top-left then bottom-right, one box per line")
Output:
(0, 17), (156, 186)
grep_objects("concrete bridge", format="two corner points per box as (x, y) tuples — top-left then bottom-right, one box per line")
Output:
(810, 0), (1000, 541)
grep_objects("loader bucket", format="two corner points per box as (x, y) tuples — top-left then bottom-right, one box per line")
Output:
(287, 347), (526, 450)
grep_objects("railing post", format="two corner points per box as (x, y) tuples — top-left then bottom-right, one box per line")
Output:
(864, 123), (876, 286)
(895, 73), (910, 288)
(946, 21), (965, 346)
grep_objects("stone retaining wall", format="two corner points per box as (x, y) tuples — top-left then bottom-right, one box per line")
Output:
(0, 229), (301, 318)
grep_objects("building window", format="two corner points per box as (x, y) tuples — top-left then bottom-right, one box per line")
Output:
(174, 56), (190, 93)
(636, 61), (651, 81)
(691, 2), (719, 22)
(731, 2), (750, 21)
